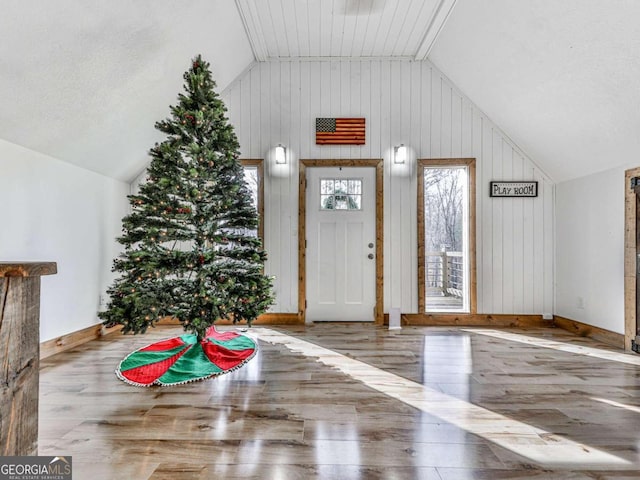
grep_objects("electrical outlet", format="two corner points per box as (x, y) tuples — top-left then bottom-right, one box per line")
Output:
(99, 294), (106, 306)
(577, 296), (585, 309)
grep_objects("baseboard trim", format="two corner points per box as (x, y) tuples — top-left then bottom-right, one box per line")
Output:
(553, 316), (624, 349)
(52, 313), (597, 358)
(384, 313), (551, 328)
(40, 313), (301, 359)
(40, 322), (123, 359)
(157, 313), (302, 326)
(231, 313), (303, 325)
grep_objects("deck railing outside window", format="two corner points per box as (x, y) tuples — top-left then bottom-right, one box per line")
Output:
(425, 251), (463, 298)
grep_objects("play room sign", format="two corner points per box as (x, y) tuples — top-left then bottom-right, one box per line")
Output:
(490, 181), (538, 197)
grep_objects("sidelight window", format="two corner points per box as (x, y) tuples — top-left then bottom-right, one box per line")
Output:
(418, 159), (476, 313)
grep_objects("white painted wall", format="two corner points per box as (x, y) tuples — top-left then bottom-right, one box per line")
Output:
(0, 139), (129, 342)
(556, 167), (626, 333)
(222, 58), (554, 315)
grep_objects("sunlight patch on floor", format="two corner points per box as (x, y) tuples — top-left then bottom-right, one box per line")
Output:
(591, 397), (640, 414)
(465, 329), (640, 366)
(253, 328), (631, 469)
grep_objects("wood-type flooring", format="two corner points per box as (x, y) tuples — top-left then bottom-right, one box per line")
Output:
(39, 324), (640, 479)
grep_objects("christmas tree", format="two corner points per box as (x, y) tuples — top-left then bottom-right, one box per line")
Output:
(100, 55), (274, 342)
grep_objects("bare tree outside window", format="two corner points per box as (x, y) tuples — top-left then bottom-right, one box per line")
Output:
(243, 167), (258, 209)
(243, 166), (259, 237)
(424, 167), (466, 310)
(424, 168), (464, 252)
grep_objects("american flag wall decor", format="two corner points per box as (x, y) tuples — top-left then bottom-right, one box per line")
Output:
(315, 118), (366, 145)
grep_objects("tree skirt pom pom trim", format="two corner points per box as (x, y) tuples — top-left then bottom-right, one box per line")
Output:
(116, 326), (257, 386)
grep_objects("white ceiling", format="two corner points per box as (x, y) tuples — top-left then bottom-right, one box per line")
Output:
(0, 0), (253, 181)
(235, 0), (454, 59)
(2, 0), (639, 183)
(429, 0), (640, 182)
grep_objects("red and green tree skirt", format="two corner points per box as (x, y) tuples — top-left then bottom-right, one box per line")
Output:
(117, 327), (257, 386)
(99, 55), (273, 383)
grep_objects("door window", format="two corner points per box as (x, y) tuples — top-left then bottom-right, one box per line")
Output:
(320, 178), (363, 210)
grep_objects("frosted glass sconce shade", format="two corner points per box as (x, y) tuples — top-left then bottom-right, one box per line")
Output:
(275, 145), (286, 164)
(394, 144), (407, 164)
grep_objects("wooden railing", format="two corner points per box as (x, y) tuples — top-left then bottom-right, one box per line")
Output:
(425, 251), (463, 298)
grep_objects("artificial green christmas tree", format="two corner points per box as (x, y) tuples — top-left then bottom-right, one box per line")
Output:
(100, 55), (273, 344)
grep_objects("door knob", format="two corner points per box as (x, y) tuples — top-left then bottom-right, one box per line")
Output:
(368, 253), (374, 259)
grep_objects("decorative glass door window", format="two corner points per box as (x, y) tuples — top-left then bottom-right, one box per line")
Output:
(320, 178), (363, 210)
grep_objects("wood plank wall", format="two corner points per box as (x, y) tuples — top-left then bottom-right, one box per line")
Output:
(194, 58), (552, 316)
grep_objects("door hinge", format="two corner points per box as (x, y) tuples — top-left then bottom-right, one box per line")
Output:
(305, 300), (307, 309)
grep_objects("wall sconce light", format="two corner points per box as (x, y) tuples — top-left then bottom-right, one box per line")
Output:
(275, 144), (287, 164)
(394, 144), (407, 164)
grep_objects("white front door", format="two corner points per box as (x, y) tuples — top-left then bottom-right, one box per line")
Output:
(306, 166), (376, 322)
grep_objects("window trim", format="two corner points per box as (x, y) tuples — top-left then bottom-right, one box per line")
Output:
(418, 158), (477, 314)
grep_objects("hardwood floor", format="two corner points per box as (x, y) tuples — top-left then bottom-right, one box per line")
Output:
(39, 324), (640, 479)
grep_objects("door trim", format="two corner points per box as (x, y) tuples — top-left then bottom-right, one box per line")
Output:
(624, 167), (640, 351)
(299, 159), (384, 325)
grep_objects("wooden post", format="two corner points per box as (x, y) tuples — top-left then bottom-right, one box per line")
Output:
(440, 251), (448, 296)
(0, 262), (57, 456)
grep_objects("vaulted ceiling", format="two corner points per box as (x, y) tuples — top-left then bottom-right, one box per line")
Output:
(429, 0), (640, 182)
(234, 0), (454, 59)
(2, 0), (639, 183)
(0, 0), (253, 181)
